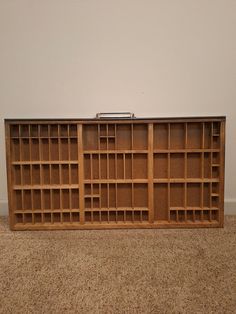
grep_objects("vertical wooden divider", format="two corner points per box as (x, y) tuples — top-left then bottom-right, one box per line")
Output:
(184, 123), (188, 221)
(201, 122), (205, 221)
(29, 130), (34, 224)
(148, 123), (154, 223)
(78, 124), (85, 224)
(219, 120), (225, 227)
(167, 123), (171, 222)
(209, 122), (213, 221)
(58, 125), (63, 223)
(68, 125), (72, 223)
(39, 125), (44, 223)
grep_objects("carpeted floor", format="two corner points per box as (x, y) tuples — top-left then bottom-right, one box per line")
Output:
(0, 216), (236, 314)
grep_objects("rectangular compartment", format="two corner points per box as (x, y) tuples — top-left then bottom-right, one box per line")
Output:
(71, 164), (79, 184)
(61, 139), (69, 160)
(31, 139), (40, 161)
(33, 190), (41, 209)
(11, 125), (20, 138)
(69, 124), (77, 137)
(61, 164), (69, 184)
(134, 183), (148, 207)
(50, 125), (59, 137)
(14, 190), (23, 210)
(22, 165), (31, 185)
(71, 189), (79, 209)
(21, 125), (30, 138)
(43, 190), (51, 209)
(50, 139), (59, 160)
(40, 125), (49, 137)
(170, 123), (185, 149)
(51, 165), (60, 184)
(187, 123), (202, 149)
(187, 153), (201, 178)
(42, 165), (50, 185)
(117, 184), (132, 207)
(170, 183), (184, 207)
(133, 124), (148, 150)
(170, 153), (184, 178)
(59, 124), (68, 137)
(204, 153), (211, 178)
(52, 189), (60, 209)
(41, 139), (50, 160)
(187, 183), (201, 207)
(21, 139), (30, 161)
(83, 125), (98, 150)
(70, 139), (78, 160)
(133, 154), (148, 179)
(12, 139), (20, 161)
(154, 154), (168, 179)
(154, 183), (168, 220)
(62, 189), (70, 209)
(153, 123), (168, 149)
(13, 165), (21, 185)
(116, 124), (131, 150)
(32, 165), (40, 185)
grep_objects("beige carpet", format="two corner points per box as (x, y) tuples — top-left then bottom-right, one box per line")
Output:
(0, 216), (236, 314)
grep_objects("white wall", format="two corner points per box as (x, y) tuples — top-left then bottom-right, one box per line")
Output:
(0, 0), (236, 214)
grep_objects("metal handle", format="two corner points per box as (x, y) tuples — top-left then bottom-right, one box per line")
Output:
(95, 112), (135, 119)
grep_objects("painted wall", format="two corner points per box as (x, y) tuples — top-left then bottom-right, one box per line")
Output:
(0, 0), (235, 213)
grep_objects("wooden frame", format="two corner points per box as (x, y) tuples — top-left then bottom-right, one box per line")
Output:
(5, 116), (226, 230)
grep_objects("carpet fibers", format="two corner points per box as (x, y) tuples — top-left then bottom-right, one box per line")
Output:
(0, 216), (236, 314)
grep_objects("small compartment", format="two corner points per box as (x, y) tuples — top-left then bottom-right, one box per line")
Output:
(154, 183), (168, 221)
(154, 154), (168, 179)
(187, 153), (201, 178)
(117, 184), (132, 207)
(101, 211), (108, 222)
(70, 164), (78, 184)
(53, 213), (61, 223)
(70, 139), (78, 160)
(211, 210), (219, 221)
(42, 165), (50, 184)
(134, 184), (148, 207)
(212, 196), (219, 207)
(187, 123), (202, 149)
(100, 155), (107, 179)
(51, 165), (60, 184)
(32, 165), (40, 185)
(72, 212), (80, 222)
(13, 165), (21, 185)
(43, 190), (51, 209)
(83, 125), (98, 150)
(108, 211), (116, 222)
(101, 185), (108, 208)
(108, 138), (115, 150)
(12, 139), (20, 161)
(40, 125), (49, 137)
(50, 139), (59, 160)
(212, 167), (220, 179)
(153, 123), (168, 149)
(108, 184), (116, 208)
(212, 136), (220, 149)
(142, 211), (149, 221)
(170, 183), (184, 207)
(125, 211), (133, 222)
(23, 190), (32, 210)
(41, 139), (50, 160)
(133, 154), (148, 179)
(108, 124), (115, 136)
(61, 164), (69, 184)
(50, 125), (59, 137)
(212, 152), (220, 164)
(21, 125), (30, 137)
(99, 124), (107, 136)
(124, 154), (132, 179)
(133, 124), (148, 150)
(11, 125), (20, 137)
(22, 165), (31, 185)
(134, 211), (141, 222)
(212, 182), (219, 194)
(84, 154), (91, 180)
(203, 210), (210, 221)
(34, 213), (42, 224)
(170, 211), (177, 222)
(30, 125), (39, 137)
(203, 183), (210, 207)
(195, 210), (201, 221)
(71, 189), (79, 209)
(44, 213), (52, 223)
(116, 124), (131, 150)
(85, 212), (92, 222)
(31, 139), (40, 161)
(60, 139), (69, 160)
(91, 154), (99, 180)
(212, 122), (220, 136)
(52, 189), (60, 209)
(22, 139), (30, 160)
(108, 154), (116, 179)
(170, 123), (185, 149)
(187, 183), (201, 207)
(62, 189), (70, 209)
(85, 198), (91, 209)
(117, 154), (124, 179)
(63, 213), (71, 223)
(33, 190), (41, 209)
(204, 153), (211, 178)
(100, 138), (107, 150)
(24, 213), (33, 224)
(60, 124), (69, 137)
(117, 211), (124, 222)
(187, 210), (194, 221)
(69, 124), (77, 137)
(85, 184), (91, 195)
(170, 153), (184, 178)
(15, 213), (23, 224)
(204, 123), (211, 149)
(178, 210), (185, 222)
(14, 190), (23, 210)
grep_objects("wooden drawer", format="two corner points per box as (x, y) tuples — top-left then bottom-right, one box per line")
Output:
(5, 117), (225, 230)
